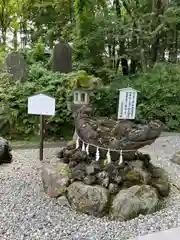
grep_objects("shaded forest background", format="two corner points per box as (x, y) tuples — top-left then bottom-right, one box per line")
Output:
(0, 0), (180, 140)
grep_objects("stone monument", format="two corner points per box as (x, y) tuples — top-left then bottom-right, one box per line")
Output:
(52, 41), (72, 73)
(6, 52), (28, 82)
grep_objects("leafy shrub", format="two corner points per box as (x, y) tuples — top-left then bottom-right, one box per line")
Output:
(92, 63), (180, 131)
(0, 63), (72, 139)
(0, 63), (101, 140)
(1, 61), (180, 141)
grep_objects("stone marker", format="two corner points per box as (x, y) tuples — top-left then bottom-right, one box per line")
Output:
(170, 151), (180, 165)
(52, 41), (72, 73)
(6, 52), (28, 81)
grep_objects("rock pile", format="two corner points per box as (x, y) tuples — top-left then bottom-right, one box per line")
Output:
(42, 145), (170, 221)
(41, 105), (169, 221)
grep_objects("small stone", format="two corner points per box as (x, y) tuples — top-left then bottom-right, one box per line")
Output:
(71, 163), (86, 181)
(83, 175), (96, 185)
(108, 183), (119, 195)
(170, 151), (180, 165)
(113, 175), (123, 185)
(150, 167), (170, 197)
(97, 171), (109, 188)
(124, 167), (150, 187)
(56, 196), (70, 207)
(56, 149), (64, 159)
(86, 165), (95, 175)
(129, 160), (144, 169)
(71, 150), (88, 163)
(106, 163), (122, 184)
(69, 161), (77, 168)
(63, 149), (75, 159)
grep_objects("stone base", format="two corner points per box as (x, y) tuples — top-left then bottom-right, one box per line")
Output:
(41, 146), (170, 221)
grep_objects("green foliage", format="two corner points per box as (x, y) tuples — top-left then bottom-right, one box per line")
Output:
(92, 63), (180, 131)
(1, 61), (180, 140)
(32, 38), (45, 62)
(0, 63), (72, 139)
(0, 63), (102, 140)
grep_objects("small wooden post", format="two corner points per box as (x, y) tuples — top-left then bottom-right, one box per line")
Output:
(39, 115), (44, 161)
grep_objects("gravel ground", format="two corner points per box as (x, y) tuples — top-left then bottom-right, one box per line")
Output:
(1, 136), (180, 240)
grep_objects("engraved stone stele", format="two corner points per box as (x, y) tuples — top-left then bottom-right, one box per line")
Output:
(52, 41), (72, 73)
(6, 52), (28, 82)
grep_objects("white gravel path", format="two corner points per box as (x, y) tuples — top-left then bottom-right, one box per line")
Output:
(1, 136), (180, 240)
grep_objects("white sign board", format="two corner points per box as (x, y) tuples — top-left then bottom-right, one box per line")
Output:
(28, 93), (55, 116)
(118, 88), (139, 120)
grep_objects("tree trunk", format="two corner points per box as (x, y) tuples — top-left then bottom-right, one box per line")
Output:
(2, 28), (6, 45)
(159, 33), (166, 61)
(150, 0), (163, 64)
(151, 37), (160, 63)
(169, 27), (178, 63)
(114, 0), (129, 74)
(13, 29), (18, 50)
(121, 58), (129, 75)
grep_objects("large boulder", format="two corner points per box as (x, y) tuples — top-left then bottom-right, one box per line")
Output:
(41, 162), (71, 197)
(0, 137), (12, 165)
(67, 181), (109, 217)
(111, 185), (159, 220)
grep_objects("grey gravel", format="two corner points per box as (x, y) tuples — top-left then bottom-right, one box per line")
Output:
(1, 136), (180, 240)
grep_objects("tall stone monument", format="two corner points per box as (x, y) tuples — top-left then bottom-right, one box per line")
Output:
(6, 52), (28, 82)
(52, 41), (72, 73)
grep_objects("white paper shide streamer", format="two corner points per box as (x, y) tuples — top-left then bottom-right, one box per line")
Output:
(119, 150), (123, 165)
(75, 133), (135, 165)
(96, 147), (100, 161)
(106, 149), (111, 164)
(76, 136), (79, 149)
(82, 141), (85, 151)
(86, 144), (89, 155)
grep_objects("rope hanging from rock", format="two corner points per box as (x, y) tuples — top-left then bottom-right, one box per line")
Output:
(75, 134), (138, 165)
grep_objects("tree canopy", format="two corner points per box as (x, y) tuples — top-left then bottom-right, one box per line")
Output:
(0, 0), (180, 76)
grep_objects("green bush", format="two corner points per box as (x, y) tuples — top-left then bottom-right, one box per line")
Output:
(92, 63), (180, 131)
(0, 63), (101, 140)
(1, 62), (180, 141)
(0, 63), (73, 140)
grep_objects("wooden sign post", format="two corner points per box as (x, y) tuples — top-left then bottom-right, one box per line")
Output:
(39, 115), (44, 161)
(118, 88), (139, 120)
(28, 93), (55, 161)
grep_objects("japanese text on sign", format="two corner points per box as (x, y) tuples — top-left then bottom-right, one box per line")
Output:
(118, 88), (138, 119)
